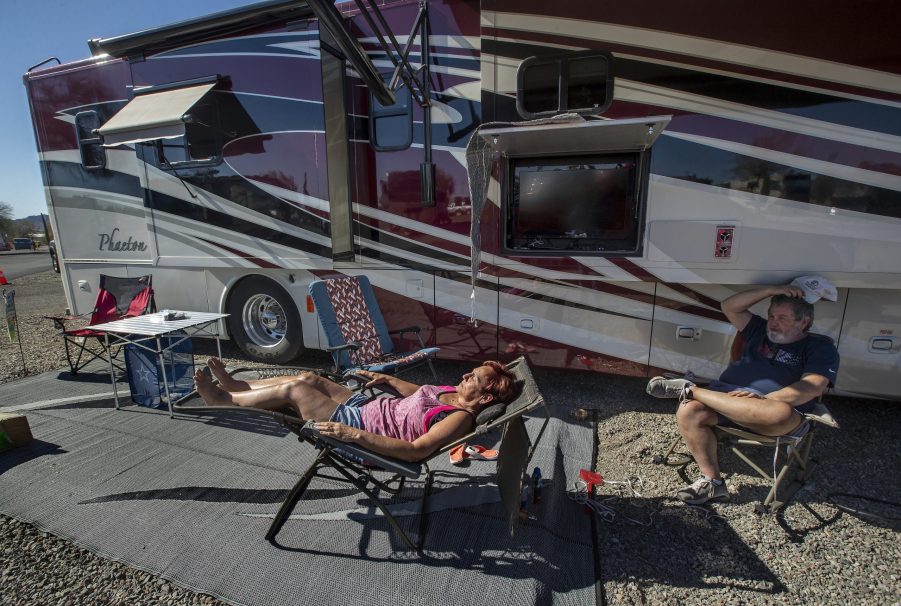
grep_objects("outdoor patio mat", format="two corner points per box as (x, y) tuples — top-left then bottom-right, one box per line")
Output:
(0, 399), (599, 605)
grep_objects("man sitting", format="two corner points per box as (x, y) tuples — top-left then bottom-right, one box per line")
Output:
(646, 284), (839, 504)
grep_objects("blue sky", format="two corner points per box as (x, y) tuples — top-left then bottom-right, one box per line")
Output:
(1, 0), (251, 219)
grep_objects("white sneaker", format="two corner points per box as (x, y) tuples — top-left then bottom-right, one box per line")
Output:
(677, 477), (730, 505)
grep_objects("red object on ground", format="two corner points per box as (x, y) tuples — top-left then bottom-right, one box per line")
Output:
(579, 469), (604, 491)
(0, 270), (8, 285)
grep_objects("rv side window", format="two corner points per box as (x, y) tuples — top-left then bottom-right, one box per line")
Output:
(504, 152), (645, 256)
(74, 111), (106, 170)
(156, 95), (223, 168)
(517, 51), (614, 119)
(370, 85), (412, 151)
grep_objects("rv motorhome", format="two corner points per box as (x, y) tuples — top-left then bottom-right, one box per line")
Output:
(24, 0), (901, 398)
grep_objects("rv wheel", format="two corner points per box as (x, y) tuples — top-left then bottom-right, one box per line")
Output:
(227, 276), (304, 364)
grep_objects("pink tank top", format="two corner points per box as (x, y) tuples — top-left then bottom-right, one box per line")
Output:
(360, 385), (467, 441)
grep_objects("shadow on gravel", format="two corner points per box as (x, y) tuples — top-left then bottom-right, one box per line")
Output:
(597, 498), (788, 595)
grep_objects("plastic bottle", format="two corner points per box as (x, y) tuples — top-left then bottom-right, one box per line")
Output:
(519, 478), (531, 520)
(531, 467), (543, 502)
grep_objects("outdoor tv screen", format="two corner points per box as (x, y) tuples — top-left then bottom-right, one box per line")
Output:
(506, 154), (641, 254)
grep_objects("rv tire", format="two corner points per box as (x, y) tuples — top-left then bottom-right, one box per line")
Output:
(227, 276), (303, 364)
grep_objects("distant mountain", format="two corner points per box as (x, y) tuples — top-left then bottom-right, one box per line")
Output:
(20, 215), (47, 230)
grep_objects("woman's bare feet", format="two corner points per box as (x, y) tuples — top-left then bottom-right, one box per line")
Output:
(194, 368), (235, 407)
(206, 358), (248, 392)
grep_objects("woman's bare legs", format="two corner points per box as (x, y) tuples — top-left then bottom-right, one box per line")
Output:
(205, 357), (307, 392)
(194, 368), (355, 420)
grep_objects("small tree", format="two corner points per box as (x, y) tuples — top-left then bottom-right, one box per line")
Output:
(11, 219), (36, 238)
(0, 202), (13, 237)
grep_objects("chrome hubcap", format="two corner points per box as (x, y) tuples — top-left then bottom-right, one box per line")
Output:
(242, 294), (287, 348)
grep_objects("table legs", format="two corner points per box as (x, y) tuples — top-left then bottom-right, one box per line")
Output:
(157, 335), (174, 418)
(107, 332), (120, 410)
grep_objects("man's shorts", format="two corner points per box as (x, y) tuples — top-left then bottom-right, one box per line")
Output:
(705, 381), (811, 439)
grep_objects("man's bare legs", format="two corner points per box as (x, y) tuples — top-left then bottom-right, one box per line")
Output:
(676, 399), (722, 479)
(194, 368), (355, 420)
(676, 386), (804, 479)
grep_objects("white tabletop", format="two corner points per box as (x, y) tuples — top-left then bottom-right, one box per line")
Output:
(90, 311), (228, 337)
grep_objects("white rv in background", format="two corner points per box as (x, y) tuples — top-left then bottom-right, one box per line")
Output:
(24, 0), (901, 398)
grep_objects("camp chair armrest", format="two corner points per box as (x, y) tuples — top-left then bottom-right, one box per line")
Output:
(803, 401), (840, 428)
(387, 326), (422, 335)
(326, 341), (361, 353)
(299, 421), (422, 478)
(44, 313), (92, 331)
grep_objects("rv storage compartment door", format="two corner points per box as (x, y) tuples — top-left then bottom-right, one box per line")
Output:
(479, 115), (670, 157)
(836, 289), (901, 398)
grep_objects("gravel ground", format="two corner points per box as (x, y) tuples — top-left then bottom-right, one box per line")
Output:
(2, 271), (899, 606)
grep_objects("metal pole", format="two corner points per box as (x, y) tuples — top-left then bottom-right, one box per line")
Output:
(419, 1), (435, 206)
(157, 335), (174, 418)
(107, 333), (120, 410)
(13, 313), (26, 375)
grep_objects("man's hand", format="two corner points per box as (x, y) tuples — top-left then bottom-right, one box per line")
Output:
(728, 389), (763, 399)
(770, 285), (806, 299)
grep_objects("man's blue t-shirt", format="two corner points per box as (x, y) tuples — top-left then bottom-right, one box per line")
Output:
(717, 315), (839, 401)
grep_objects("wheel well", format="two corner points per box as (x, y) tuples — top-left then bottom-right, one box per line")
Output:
(222, 274), (294, 339)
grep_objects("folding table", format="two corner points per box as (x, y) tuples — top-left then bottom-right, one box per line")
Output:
(91, 311), (228, 417)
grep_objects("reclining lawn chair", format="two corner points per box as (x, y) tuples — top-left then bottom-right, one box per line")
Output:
(46, 274), (155, 374)
(654, 333), (840, 513)
(309, 275), (439, 381)
(176, 356), (549, 550)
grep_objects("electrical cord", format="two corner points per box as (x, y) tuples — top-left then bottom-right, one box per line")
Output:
(567, 476), (666, 526)
(826, 493), (901, 524)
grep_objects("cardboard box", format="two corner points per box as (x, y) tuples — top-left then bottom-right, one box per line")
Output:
(0, 413), (33, 452)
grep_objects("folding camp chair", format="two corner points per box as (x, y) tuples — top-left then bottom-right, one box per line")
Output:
(46, 274), (155, 374)
(176, 356), (549, 550)
(653, 334), (840, 513)
(309, 275), (439, 380)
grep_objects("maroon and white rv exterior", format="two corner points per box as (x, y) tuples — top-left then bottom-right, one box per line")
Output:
(24, 0), (901, 398)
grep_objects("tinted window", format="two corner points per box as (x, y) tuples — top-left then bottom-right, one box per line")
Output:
(155, 95), (222, 168)
(74, 111), (106, 170)
(652, 136), (901, 219)
(521, 61), (560, 114)
(567, 55), (609, 112)
(518, 51), (614, 119)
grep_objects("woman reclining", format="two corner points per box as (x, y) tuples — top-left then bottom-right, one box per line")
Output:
(194, 358), (517, 462)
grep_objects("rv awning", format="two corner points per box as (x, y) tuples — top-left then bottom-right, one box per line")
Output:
(479, 115), (672, 156)
(97, 83), (216, 147)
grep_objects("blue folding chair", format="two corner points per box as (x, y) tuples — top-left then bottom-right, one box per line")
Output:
(309, 275), (438, 380)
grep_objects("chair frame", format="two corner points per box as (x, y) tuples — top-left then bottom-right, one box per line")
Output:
(310, 275), (439, 381)
(653, 330), (839, 513)
(655, 403), (838, 513)
(176, 356), (549, 550)
(46, 274), (155, 375)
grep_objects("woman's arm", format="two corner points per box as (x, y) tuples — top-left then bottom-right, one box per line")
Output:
(355, 370), (421, 397)
(315, 411), (473, 462)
